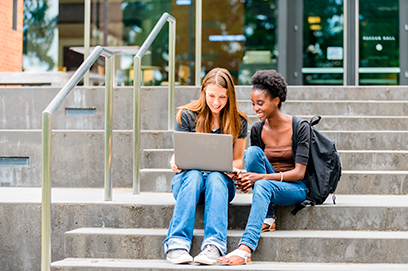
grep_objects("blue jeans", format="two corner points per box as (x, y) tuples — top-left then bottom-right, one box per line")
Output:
(163, 170), (235, 255)
(239, 146), (307, 252)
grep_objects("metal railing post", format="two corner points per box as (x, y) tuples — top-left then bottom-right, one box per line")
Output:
(195, 0), (202, 86)
(343, 0), (348, 86)
(104, 56), (114, 201)
(84, 0), (91, 86)
(41, 46), (113, 270)
(168, 18), (176, 131)
(133, 13), (176, 194)
(133, 56), (142, 195)
(41, 112), (52, 271)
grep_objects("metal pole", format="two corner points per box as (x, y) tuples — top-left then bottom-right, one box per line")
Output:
(41, 112), (52, 271)
(168, 19), (176, 131)
(133, 56), (142, 194)
(40, 46), (113, 270)
(104, 56), (113, 201)
(84, 0), (91, 86)
(343, 0), (348, 86)
(195, 0), (202, 86)
(355, 0), (359, 86)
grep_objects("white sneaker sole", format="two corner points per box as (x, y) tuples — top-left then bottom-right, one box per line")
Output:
(166, 256), (193, 264)
(194, 256), (218, 265)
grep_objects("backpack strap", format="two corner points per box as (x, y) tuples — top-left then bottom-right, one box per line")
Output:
(291, 115), (321, 216)
(310, 115), (321, 126)
(292, 116), (306, 146)
(291, 199), (315, 215)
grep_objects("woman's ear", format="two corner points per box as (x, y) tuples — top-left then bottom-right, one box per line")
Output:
(273, 96), (280, 107)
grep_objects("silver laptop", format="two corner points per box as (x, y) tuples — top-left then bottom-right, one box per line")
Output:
(174, 131), (233, 172)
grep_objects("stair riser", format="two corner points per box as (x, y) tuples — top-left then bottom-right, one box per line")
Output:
(236, 86), (408, 101)
(2, 130), (407, 190)
(0, 87), (200, 131)
(240, 101), (408, 116)
(142, 150), (408, 171)
(48, 202), (408, 232)
(2, 130), (407, 154)
(141, 171), (408, 195)
(64, 232), (408, 263)
(2, 86), (408, 130)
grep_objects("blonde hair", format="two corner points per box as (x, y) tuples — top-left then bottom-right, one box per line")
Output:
(176, 67), (248, 143)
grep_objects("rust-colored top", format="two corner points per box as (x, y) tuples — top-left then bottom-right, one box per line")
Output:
(264, 145), (295, 172)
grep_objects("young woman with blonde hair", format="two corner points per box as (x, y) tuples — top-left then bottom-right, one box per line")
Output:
(164, 67), (248, 265)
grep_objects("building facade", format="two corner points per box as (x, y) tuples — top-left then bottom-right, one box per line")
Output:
(0, 0), (24, 72)
(1, 0), (407, 85)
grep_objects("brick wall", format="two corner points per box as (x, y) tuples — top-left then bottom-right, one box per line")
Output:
(0, 0), (23, 72)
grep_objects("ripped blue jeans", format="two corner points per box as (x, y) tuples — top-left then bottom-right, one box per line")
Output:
(239, 146), (307, 251)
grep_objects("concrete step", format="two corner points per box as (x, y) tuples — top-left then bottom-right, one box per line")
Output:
(51, 258), (408, 271)
(2, 86), (408, 130)
(248, 115), (408, 131)
(2, 187), (407, 270)
(0, 86), (200, 130)
(2, 130), (407, 189)
(235, 86), (408, 101)
(239, 100), (408, 116)
(64, 227), (408, 263)
(140, 169), (408, 195)
(141, 149), (408, 171)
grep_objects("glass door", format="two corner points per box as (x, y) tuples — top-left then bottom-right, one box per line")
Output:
(302, 0), (344, 85)
(358, 0), (400, 85)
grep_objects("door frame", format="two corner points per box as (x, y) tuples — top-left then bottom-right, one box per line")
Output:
(280, 0), (407, 85)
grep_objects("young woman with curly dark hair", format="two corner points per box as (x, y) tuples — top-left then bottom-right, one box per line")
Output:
(218, 70), (310, 265)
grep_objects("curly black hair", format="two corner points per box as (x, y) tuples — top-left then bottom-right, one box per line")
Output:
(250, 70), (287, 109)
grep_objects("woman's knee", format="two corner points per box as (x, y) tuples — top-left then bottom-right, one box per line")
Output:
(253, 179), (272, 193)
(206, 172), (235, 202)
(206, 172), (228, 188)
(244, 146), (263, 159)
(244, 146), (264, 165)
(182, 170), (204, 187)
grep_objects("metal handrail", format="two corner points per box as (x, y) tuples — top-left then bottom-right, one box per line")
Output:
(133, 13), (176, 194)
(41, 45), (114, 271)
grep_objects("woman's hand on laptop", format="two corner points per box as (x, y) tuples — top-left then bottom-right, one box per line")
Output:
(170, 154), (182, 173)
(225, 168), (241, 180)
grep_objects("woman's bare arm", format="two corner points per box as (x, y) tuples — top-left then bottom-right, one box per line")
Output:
(232, 137), (246, 171)
(239, 163), (307, 192)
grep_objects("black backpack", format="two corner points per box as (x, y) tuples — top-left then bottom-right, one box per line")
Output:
(291, 116), (342, 215)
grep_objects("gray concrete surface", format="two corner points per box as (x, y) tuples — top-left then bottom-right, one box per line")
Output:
(0, 86), (200, 130)
(2, 129), (408, 189)
(140, 169), (408, 195)
(1, 86), (408, 130)
(1, 187), (408, 270)
(1, 85), (408, 270)
(64, 228), (408, 263)
(141, 149), (408, 171)
(51, 258), (408, 271)
(240, 100), (408, 116)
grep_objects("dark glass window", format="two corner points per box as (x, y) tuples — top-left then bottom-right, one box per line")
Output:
(13, 0), (18, 31)
(303, 0), (344, 85)
(359, 0), (399, 85)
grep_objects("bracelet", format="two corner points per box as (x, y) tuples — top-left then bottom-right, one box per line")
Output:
(279, 172), (283, 182)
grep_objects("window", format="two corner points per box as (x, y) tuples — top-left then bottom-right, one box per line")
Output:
(12, 0), (18, 31)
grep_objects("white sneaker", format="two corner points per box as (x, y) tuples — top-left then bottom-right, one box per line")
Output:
(193, 245), (221, 265)
(166, 249), (193, 264)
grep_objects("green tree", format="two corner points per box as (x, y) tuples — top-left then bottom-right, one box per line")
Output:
(23, 0), (57, 70)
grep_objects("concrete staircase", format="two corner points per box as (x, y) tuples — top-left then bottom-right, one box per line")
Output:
(0, 86), (407, 270)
